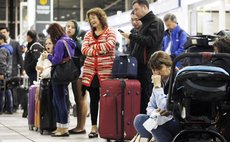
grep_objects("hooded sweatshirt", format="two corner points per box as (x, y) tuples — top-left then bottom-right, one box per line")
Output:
(0, 44), (13, 77)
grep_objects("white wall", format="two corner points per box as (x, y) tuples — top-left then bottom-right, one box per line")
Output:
(197, 11), (230, 35)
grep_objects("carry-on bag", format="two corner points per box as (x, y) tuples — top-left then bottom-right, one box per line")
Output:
(112, 55), (137, 79)
(39, 79), (56, 134)
(28, 84), (38, 130)
(34, 86), (40, 129)
(99, 79), (141, 141)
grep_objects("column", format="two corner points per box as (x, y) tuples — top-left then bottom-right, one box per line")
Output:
(219, 0), (226, 31)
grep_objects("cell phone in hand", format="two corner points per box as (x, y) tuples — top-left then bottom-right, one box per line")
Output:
(118, 29), (124, 33)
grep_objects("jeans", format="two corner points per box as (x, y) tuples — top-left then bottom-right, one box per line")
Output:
(0, 89), (13, 113)
(133, 114), (182, 142)
(0, 91), (5, 112)
(52, 81), (69, 128)
(138, 67), (153, 114)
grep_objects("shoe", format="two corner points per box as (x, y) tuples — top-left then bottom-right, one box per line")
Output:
(69, 129), (86, 134)
(51, 132), (69, 137)
(88, 132), (98, 138)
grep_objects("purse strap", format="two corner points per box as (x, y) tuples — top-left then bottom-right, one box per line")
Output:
(62, 40), (72, 59)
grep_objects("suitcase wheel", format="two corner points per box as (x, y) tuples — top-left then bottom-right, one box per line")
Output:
(40, 130), (43, 135)
(106, 139), (111, 142)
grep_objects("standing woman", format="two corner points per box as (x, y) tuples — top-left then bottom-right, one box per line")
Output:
(43, 23), (76, 137)
(82, 7), (116, 138)
(65, 20), (88, 134)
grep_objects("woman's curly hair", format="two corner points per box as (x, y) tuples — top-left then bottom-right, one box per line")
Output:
(86, 7), (108, 31)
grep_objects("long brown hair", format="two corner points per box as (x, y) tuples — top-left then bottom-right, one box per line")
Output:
(47, 23), (66, 44)
(86, 7), (108, 31)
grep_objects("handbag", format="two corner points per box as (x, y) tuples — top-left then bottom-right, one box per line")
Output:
(112, 54), (138, 79)
(52, 40), (80, 84)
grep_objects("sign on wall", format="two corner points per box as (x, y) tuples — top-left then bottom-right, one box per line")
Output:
(35, 0), (53, 34)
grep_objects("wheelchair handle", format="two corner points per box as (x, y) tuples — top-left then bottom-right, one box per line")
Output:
(167, 52), (230, 110)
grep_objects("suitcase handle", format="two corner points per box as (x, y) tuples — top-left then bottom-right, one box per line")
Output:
(120, 80), (126, 141)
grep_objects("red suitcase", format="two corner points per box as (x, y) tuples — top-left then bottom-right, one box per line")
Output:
(99, 79), (141, 141)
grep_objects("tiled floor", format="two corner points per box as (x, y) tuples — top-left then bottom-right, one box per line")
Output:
(0, 109), (108, 142)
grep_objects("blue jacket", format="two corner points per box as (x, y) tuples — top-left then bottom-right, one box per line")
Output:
(0, 44), (13, 55)
(162, 25), (187, 58)
(48, 35), (76, 65)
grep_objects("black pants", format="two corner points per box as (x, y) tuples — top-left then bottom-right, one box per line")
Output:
(138, 66), (153, 114)
(88, 87), (100, 125)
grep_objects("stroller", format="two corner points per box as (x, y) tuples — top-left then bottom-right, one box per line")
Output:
(167, 52), (230, 142)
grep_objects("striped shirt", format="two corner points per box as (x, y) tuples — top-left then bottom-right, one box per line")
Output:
(81, 28), (116, 86)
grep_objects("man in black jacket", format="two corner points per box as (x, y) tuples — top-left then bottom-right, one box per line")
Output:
(126, 10), (142, 54)
(24, 30), (43, 85)
(121, 0), (164, 113)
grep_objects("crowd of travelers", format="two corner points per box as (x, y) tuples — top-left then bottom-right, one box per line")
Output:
(0, 0), (230, 141)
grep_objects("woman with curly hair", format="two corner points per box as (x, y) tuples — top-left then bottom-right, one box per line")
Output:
(81, 7), (116, 138)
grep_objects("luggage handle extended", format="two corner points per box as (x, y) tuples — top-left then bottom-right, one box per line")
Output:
(120, 79), (126, 141)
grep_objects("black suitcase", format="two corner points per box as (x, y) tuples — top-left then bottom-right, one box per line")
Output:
(39, 79), (56, 134)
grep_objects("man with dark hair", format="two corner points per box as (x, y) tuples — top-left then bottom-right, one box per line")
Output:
(24, 30), (43, 85)
(120, 0), (164, 113)
(126, 10), (142, 54)
(0, 27), (23, 113)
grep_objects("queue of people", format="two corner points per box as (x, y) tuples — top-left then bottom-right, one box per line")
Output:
(0, 0), (230, 141)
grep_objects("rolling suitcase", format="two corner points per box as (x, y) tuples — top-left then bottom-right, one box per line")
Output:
(34, 86), (40, 129)
(99, 79), (141, 141)
(28, 84), (38, 130)
(39, 79), (56, 134)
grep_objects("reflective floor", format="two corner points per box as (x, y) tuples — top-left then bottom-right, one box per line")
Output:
(0, 109), (107, 142)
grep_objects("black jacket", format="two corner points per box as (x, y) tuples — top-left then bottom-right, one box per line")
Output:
(9, 39), (23, 76)
(130, 11), (164, 67)
(24, 41), (43, 76)
(127, 28), (139, 54)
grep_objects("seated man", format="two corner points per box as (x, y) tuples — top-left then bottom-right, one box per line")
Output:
(133, 51), (182, 142)
(212, 37), (230, 142)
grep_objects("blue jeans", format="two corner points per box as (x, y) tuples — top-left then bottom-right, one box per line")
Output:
(52, 81), (68, 127)
(133, 114), (182, 142)
(0, 89), (13, 113)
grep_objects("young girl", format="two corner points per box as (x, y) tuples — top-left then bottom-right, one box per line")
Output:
(36, 37), (53, 79)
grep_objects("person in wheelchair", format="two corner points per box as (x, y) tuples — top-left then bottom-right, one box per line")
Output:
(211, 37), (230, 142)
(133, 51), (182, 142)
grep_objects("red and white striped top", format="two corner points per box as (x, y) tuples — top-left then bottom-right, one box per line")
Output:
(81, 27), (116, 87)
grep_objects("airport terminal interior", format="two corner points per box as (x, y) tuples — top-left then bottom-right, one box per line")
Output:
(0, 0), (230, 141)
